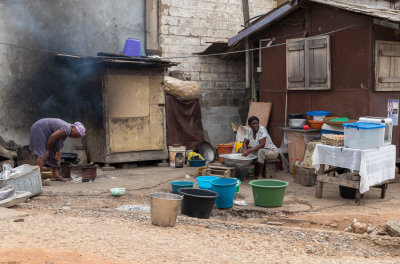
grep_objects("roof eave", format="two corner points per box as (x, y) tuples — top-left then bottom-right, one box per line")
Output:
(228, 0), (300, 47)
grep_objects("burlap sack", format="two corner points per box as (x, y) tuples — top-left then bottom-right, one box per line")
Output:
(163, 76), (201, 100)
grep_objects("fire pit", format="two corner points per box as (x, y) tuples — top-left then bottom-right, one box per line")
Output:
(60, 153), (80, 178)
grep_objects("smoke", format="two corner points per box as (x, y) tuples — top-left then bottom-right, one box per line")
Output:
(0, 0), (145, 144)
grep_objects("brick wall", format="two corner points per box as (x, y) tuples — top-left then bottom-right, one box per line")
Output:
(160, 0), (276, 146)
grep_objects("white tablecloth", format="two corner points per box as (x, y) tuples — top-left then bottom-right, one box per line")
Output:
(312, 144), (396, 194)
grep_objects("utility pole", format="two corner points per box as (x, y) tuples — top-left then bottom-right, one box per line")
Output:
(242, 0), (254, 102)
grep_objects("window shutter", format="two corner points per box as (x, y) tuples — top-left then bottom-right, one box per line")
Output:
(308, 36), (330, 90)
(286, 39), (305, 90)
(375, 40), (400, 91)
(286, 36), (330, 90)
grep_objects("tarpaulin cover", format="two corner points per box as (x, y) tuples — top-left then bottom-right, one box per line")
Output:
(165, 94), (205, 150)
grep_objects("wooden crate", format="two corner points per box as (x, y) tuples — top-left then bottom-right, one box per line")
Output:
(202, 165), (235, 178)
(294, 165), (316, 186)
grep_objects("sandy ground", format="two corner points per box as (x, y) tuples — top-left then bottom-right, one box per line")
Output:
(1, 166), (399, 263)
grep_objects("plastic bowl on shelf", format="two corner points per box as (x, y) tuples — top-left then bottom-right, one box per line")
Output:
(308, 120), (324, 129)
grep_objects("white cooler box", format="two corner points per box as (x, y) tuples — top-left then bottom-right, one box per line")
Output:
(343, 122), (385, 150)
(0, 164), (42, 197)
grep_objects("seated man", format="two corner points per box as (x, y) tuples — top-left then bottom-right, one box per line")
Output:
(242, 116), (279, 179)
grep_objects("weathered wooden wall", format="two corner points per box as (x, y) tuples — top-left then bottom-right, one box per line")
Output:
(257, 2), (400, 161)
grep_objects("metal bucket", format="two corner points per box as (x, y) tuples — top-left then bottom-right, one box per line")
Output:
(150, 192), (182, 227)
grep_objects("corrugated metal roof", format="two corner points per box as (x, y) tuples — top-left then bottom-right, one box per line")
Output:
(194, 42), (229, 55)
(228, 0), (400, 46)
(228, 0), (300, 46)
(56, 52), (177, 68)
(194, 41), (245, 59)
(311, 0), (400, 22)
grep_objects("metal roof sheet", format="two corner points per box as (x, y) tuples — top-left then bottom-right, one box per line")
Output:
(228, 0), (400, 46)
(56, 53), (176, 68)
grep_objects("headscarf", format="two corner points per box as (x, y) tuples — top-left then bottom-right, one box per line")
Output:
(73, 122), (86, 136)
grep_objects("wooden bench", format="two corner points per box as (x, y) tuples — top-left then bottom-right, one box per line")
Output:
(265, 159), (279, 178)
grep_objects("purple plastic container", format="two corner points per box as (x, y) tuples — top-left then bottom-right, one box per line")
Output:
(123, 38), (140, 57)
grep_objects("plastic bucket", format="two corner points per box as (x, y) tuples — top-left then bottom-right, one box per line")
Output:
(123, 38), (140, 57)
(249, 180), (288, 207)
(234, 142), (243, 153)
(178, 188), (218, 219)
(234, 178), (241, 193)
(217, 144), (233, 163)
(189, 159), (206, 167)
(170, 181), (194, 194)
(168, 146), (186, 167)
(150, 192), (182, 227)
(196, 176), (221, 190)
(211, 178), (237, 208)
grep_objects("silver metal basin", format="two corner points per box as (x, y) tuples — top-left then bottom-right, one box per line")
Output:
(219, 153), (257, 167)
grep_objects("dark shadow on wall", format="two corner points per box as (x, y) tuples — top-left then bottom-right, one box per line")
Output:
(0, 0), (144, 145)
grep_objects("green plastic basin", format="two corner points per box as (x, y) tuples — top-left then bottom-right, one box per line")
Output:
(249, 180), (288, 207)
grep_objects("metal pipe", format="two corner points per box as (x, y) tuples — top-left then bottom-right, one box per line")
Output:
(285, 90), (288, 127)
(258, 38), (272, 69)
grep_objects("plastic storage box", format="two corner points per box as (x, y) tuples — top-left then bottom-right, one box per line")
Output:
(0, 164), (42, 197)
(359, 117), (393, 146)
(343, 122), (385, 150)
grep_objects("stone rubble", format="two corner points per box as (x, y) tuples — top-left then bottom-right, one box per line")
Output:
(385, 220), (400, 237)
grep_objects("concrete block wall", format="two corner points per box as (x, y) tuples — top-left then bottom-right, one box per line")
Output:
(159, 0), (276, 146)
(0, 0), (145, 146)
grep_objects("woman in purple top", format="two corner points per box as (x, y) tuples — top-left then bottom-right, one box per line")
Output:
(29, 118), (86, 182)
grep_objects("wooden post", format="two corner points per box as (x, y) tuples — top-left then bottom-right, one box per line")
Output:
(315, 164), (325, 198)
(355, 189), (361, 205)
(242, 0), (250, 26)
(381, 183), (388, 199)
(145, 0), (159, 51)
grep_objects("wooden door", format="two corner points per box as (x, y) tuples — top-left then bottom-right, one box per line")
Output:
(104, 75), (165, 153)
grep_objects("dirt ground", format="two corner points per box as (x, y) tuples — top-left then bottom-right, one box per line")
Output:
(1, 165), (400, 263)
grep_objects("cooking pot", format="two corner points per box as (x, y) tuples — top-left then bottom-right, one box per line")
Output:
(198, 141), (215, 163)
(289, 119), (307, 129)
(61, 153), (78, 162)
(288, 113), (303, 119)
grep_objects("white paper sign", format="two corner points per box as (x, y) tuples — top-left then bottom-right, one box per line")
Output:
(388, 99), (399, 126)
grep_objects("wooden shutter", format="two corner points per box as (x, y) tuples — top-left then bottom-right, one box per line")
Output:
(286, 36), (330, 90)
(286, 39), (305, 90)
(375, 40), (400, 91)
(308, 36), (330, 90)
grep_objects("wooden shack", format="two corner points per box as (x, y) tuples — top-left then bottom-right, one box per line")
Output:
(57, 54), (175, 164)
(228, 0), (400, 161)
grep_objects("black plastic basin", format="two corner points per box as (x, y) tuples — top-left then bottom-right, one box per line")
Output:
(178, 188), (218, 219)
(339, 186), (363, 199)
